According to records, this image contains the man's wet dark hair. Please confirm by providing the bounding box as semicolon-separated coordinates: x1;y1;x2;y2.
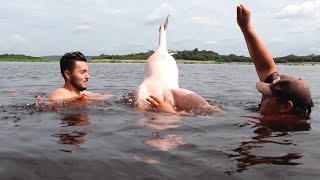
276;97;314;118
60;51;87;80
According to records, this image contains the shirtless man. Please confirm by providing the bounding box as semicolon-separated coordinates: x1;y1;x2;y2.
48;51;111;101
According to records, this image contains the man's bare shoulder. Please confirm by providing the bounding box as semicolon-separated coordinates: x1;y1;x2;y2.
49;89;112;101
48;88;77;101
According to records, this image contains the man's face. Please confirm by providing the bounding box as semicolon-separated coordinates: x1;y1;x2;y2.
69;61;89;91
259;95;282;115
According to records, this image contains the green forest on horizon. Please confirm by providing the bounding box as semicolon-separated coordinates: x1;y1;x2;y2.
1;48;320;63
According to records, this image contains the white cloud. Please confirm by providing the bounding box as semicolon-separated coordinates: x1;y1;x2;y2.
0;39;5;49
0;34;28;52
204;40;217;45
276;0;320;18
73;25;92;32
310;47;320;54
270;37;285;44
288;25;316;33
104;8;125;16
288;26;304;34
72;15;95;33
78;15;96;25
128;41;144;46
145;3;175;25
10;34;26;43
171;36;196;44
189;16;221;27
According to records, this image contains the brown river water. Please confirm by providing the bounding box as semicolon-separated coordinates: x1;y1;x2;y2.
0;62;319;180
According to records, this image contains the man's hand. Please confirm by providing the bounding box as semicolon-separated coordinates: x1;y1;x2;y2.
237;4;251;30
146;95;180;115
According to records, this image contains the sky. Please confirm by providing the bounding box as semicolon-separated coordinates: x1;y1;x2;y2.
0;0;320;57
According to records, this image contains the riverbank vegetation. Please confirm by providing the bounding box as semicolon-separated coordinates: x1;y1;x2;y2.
1;49;320;64
0;54;57;62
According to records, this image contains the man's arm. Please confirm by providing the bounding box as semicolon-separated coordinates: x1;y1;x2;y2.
146;95;221;116
146;95;180;115
237;4;277;82
83;91;113;100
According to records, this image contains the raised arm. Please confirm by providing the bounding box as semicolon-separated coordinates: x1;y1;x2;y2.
237;4;277;82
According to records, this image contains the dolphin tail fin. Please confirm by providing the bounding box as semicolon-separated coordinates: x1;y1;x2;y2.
159;15;169;31
164;15;169;31
158;15;170;51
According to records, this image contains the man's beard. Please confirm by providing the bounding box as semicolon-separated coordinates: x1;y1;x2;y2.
70;77;87;91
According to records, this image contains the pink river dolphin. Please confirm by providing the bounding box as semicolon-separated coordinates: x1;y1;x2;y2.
134;16;220;114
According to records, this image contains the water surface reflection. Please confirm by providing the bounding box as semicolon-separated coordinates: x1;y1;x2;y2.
225;118;310;175
53;113;91;147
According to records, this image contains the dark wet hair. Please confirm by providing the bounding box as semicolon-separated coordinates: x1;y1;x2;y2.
60;51;87;79
276;97;314;118
296;99;314;118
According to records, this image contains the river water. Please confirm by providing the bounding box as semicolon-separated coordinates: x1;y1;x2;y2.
0;62;319;179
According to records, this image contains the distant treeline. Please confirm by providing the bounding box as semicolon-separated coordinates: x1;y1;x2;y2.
0;54;57;62
92;51;155;61
92;49;249;62
2;50;320;63
42;55;95;60
0;54;41;60
92;48;320;63
274;54;320;63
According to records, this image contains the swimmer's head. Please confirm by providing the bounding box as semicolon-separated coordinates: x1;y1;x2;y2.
60;51;87;80
257;74;313;117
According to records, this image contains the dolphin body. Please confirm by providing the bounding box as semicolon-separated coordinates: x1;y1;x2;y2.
134;17;214;113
